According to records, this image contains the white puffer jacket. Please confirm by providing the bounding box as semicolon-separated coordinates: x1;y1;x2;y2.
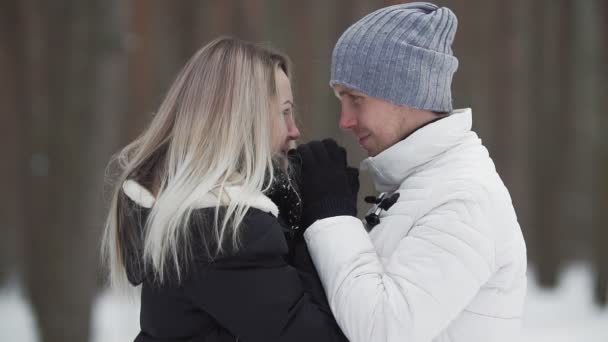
304;109;527;342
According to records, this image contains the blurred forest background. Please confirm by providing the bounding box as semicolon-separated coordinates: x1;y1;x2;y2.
0;0;607;341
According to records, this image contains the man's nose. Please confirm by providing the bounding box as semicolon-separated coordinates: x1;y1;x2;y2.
339;107;357;130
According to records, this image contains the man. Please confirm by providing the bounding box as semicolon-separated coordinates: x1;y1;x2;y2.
300;3;527;342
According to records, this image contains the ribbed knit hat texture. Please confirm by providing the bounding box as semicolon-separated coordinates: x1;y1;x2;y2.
331;2;459;113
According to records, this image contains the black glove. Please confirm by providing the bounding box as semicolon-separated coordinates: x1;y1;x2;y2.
289;139;359;229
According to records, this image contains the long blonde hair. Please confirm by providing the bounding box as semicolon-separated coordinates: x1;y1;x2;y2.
102;37;292;289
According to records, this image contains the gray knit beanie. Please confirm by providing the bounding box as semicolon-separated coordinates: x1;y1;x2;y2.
331;2;458;113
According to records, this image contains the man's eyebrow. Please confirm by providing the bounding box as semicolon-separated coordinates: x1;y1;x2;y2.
283;100;294;106
338;90;363;97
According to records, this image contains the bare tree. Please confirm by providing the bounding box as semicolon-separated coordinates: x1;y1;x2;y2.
18;1;55;340
0;0;27;286
526;0;562;288
89;0;130;285
555;0;579;263
283;0;316;141
238;0;267;41
499;0;533;261
17;0;128;341
127;0;156;140
593;0;608;307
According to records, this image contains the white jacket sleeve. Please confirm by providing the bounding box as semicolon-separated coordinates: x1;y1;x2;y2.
303;200;495;342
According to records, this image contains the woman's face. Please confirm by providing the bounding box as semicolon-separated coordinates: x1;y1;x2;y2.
271;68;300;155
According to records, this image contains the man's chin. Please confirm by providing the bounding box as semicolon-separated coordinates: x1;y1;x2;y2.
360;142;377;157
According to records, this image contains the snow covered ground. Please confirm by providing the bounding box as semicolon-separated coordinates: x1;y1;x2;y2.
1;263;607;342
521;265;608;342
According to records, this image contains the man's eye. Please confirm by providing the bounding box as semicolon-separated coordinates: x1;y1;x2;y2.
283;109;292;116
351;96;363;104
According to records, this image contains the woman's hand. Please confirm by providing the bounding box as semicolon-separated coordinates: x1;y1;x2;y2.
289;139;359;229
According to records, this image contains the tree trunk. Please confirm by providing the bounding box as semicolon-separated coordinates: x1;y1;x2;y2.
502;0;533;262
593;0;608;307
237;0;266;41
284;0;316;142
527;0;564;288
488;0;519;193
0;0;27;286
20;0;120;341
19;0;56;340
88;0;130;287
127;0;155;140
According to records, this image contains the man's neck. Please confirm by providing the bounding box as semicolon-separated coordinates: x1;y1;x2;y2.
400;114;449;142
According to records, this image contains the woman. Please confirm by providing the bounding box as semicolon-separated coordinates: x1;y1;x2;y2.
102;37;358;341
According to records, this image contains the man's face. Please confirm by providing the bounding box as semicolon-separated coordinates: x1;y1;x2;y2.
334;84;441;157
333;84;408;157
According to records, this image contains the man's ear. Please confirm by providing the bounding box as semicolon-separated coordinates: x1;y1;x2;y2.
331;87;341;100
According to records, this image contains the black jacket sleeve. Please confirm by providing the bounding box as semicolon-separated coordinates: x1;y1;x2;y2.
288;235;333;315
182;209;348;342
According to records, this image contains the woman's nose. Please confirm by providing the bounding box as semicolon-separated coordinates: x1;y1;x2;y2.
287;120;300;140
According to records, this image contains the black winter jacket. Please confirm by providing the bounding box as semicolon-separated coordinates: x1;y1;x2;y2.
120;181;348;342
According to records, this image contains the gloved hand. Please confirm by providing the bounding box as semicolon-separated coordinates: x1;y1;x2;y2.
288;139;359;229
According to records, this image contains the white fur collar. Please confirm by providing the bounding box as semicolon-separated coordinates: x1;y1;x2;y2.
121;179;279;217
